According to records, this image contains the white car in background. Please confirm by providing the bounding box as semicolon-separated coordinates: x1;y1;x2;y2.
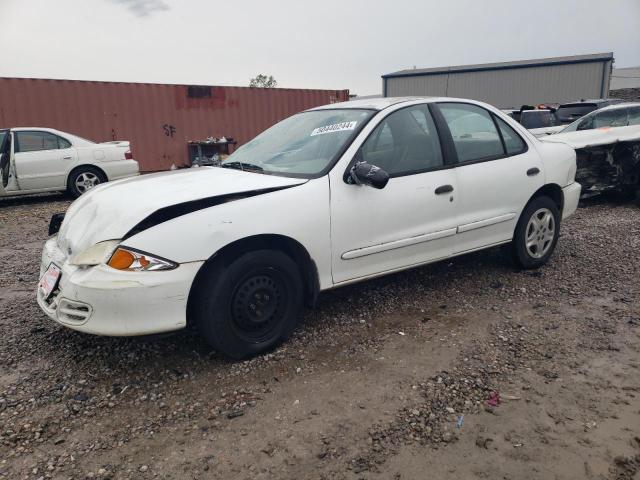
555;102;640;133
540;103;640;198
0;127;139;198
38;97;580;359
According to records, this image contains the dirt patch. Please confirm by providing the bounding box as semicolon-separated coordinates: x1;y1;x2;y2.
0;196;639;479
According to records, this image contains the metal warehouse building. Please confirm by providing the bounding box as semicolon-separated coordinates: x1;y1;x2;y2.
0;78;349;172
382;52;614;108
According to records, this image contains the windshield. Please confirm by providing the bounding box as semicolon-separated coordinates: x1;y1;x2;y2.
561;106;633;133
221;109;374;178
0;130;7;149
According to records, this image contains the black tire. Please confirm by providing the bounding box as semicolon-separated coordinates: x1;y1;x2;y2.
192;249;303;359
511;195;561;269
67;166;107;198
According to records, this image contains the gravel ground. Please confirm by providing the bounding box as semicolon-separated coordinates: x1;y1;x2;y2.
0;193;639;479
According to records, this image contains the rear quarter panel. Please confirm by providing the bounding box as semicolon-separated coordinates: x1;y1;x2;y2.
534;141;577;188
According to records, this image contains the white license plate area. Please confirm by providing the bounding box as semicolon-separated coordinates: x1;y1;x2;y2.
39;263;62;300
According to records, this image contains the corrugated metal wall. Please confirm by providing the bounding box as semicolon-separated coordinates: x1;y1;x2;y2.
0;78;349;172
385;61;612;107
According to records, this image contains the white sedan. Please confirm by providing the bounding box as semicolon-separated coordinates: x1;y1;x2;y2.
38;97;581;358
0;127;139;198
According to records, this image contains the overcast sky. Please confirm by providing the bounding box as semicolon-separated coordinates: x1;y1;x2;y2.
1;0;639;95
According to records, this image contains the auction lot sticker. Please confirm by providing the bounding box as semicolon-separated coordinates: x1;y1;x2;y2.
311;121;357;136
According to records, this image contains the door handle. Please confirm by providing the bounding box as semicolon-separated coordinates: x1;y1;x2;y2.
62;155;72;160
527;167;540;176
435;184;454;195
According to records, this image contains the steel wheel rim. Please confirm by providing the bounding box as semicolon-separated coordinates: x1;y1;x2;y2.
229;269;287;343
525;207;555;259
75;172;100;193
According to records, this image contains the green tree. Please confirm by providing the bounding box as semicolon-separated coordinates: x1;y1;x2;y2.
249;74;278;88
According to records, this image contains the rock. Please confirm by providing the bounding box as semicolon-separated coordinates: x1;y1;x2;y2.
476;436;493;449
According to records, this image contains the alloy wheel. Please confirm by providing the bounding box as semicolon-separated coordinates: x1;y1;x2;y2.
525;207;555;259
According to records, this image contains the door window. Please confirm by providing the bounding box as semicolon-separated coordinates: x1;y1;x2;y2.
358;106;443;176
437;103;504;163
15;131;62;153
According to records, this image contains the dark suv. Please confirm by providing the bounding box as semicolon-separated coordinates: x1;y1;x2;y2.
555;99;626;124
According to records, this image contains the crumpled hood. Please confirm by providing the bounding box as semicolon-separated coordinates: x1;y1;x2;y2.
57;167;306;256
540;125;640;149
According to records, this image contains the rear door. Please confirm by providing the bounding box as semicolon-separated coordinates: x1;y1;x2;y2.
13;131;76;190
432;102;544;254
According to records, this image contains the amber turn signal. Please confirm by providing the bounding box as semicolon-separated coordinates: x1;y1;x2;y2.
108;248;135;270
107;247;177;272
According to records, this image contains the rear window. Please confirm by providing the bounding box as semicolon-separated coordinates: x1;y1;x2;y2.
520;111;558;129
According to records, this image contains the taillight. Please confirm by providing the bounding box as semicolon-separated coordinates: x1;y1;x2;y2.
125;150;133;160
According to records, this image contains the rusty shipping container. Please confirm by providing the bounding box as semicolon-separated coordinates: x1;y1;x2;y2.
0;77;349;172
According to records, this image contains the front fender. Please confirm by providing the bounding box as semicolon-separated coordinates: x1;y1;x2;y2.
123;176;333;289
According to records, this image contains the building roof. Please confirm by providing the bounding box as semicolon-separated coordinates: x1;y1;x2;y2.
611;66;640;89
383;52;614;79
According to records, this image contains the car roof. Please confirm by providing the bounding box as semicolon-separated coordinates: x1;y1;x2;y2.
560;98;624;107
309;96;496;112
582;102;640;114
309;97;426;111
9;127;60;132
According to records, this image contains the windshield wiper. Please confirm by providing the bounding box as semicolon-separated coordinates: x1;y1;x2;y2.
221;161;264;172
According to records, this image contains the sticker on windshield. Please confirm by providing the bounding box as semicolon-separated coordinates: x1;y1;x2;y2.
310;121;357;136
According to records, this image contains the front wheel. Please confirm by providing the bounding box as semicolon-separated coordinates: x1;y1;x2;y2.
192;250;303;359
511;196;560;269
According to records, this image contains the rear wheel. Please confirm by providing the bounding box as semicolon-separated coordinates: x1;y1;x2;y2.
67;166;106;198
511;196;560;269
193;250;303;359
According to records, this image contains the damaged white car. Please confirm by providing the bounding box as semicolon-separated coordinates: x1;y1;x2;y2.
541;103;640;198
0;127;139;198
38;97;581;358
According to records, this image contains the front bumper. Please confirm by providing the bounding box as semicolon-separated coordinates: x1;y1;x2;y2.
561;182;581;220
37;237;203;336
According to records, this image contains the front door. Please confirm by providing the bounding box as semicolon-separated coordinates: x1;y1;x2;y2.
13;130;76;191
433;102;545;254
329;104;459;284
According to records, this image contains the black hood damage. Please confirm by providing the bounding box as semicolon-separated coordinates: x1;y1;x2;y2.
123;185;297;240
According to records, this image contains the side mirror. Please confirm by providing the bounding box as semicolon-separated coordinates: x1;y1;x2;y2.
348;161;389;189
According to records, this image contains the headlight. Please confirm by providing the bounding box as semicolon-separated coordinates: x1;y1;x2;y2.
107;246;177;271
70;240;120;266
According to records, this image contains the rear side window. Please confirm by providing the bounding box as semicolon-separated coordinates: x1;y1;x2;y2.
495;117;526;155
58;136;72;149
359;105;443;176
15;131;60;153
437;103;504;163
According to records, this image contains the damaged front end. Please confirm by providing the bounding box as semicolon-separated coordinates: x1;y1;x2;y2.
575;141;640;198
541;126;640;201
